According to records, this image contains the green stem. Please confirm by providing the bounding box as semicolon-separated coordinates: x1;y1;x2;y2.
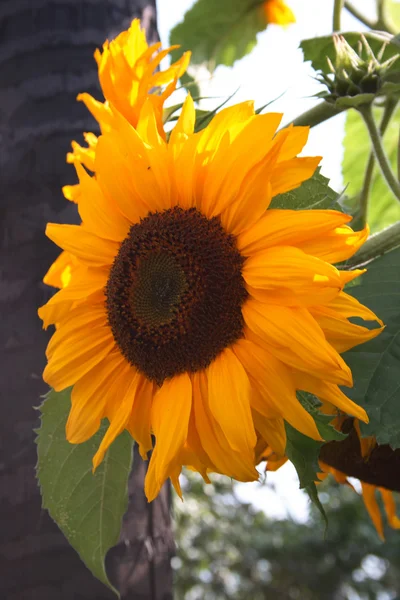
333;0;345;31
287;101;347;129
397;125;400;183
358;104;400;202
347;220;400;267
377;0;386;21
376;0;396;32
359;99;398;227
358;154;375;228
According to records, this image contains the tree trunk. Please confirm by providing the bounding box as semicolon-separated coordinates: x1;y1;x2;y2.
0;1;174;598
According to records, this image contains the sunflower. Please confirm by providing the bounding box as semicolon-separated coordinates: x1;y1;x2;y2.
264;0;296;26
39;93;383;502
319;420;400;540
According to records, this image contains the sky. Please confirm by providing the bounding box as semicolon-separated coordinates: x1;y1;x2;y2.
156;0;380;523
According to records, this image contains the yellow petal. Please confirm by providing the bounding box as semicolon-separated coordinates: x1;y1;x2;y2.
45;303;106;357
243;246;343;304
169;94;195;146
44;325;114;391
77;92;114;131
274;125;309;162
197;101;255;155
361;482;384;540
145;373;192;500
67;351;127;443
201;112;283;219
325;291;383;326
298;225;369;263
67;138;96;171
252;410;287;456
292;370;368;423
46;223;118;267
38;267;108;329
247;283;341;307
311;306;384;353
380;488;400;530
270;156;321;196
192;371;259;481
243;299;353;386
185;405;215;474
340;269;366;285
76;163;130;241
95;134;154;222
127;376;155;459
62;184;81;203
43;251;79;289
234;338;322;440
237;209;351;256
208;348;257;457
136;97;165;149
92;369;141;470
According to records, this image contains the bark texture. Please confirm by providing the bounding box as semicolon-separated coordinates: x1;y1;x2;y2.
0;1;173;598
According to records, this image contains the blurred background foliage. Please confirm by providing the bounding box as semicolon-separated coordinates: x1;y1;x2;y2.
173;472;400;600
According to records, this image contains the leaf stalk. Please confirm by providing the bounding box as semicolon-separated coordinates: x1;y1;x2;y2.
287;101;347;129
347;220;400;267
333;0;345;31
358;98;398;226
358;103;400;203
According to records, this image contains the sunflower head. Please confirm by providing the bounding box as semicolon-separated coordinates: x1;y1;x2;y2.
40;89;382;502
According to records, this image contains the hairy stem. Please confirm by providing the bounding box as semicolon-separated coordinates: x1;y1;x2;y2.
359;104;400;202
359;99;398;226
347;220;400;267
287;101;347;129
333;0;344;30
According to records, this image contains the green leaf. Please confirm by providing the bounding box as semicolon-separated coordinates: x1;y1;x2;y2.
301;31;400;77
170;0;267;71
36;389;134;595
269;168;344;211
334;93;376;108
285;423;329;525
342;247;400;447
285;423;322;489
306;483;328;529
388;1;400;30
342;106;400;233
297;392;347;442
179;71;201;99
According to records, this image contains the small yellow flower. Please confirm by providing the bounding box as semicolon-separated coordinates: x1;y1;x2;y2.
263;0;295;26
39;91;382;502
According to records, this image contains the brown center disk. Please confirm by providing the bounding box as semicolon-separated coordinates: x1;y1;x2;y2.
105;207;248;384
